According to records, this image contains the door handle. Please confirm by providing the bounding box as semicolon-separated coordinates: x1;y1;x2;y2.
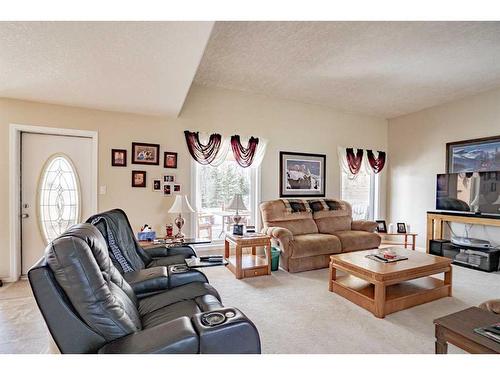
21;213;29;219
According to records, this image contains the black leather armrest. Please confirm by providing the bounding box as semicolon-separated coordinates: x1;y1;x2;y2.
143;245;169;257
98;317;199;354
192;308;261;354
144;245;197;258
123;267;169;297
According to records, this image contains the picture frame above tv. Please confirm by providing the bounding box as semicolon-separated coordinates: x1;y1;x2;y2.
446;135;500;173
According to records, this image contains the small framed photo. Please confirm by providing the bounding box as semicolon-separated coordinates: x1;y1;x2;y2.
163;183;172;196
164;152;178;169
376;220;387;233
132;142;160;165
163;175;175;183
397;222;407;234
131;170;146;188
152;179;162;192
111;149;127;167
172;184;182;194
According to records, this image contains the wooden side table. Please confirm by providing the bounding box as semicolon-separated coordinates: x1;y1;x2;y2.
224;234;271;279
378;233;417;250
434;307;500;354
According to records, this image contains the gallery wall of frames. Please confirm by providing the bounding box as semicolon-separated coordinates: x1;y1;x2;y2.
111;143;181;196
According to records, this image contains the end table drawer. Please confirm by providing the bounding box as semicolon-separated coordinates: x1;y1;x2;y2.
243;267;268;278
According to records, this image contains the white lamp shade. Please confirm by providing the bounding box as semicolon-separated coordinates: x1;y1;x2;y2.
168;195;195;214
226;194;248;211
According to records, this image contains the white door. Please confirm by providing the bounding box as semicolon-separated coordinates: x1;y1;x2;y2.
21;133;94;274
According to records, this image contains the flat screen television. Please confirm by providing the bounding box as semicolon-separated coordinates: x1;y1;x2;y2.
436;171;500;215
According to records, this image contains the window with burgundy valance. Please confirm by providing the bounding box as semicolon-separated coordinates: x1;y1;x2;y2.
338;146;387;221
185;130;267;244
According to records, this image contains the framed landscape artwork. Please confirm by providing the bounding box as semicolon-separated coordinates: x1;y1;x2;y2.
280;151;326;197
446;135;500;173
131;142;160;165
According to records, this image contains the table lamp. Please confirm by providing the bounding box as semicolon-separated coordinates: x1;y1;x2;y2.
168;195;195;239
227;194;248;234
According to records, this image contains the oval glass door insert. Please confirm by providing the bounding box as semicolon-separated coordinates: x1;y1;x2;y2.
38;154;81;243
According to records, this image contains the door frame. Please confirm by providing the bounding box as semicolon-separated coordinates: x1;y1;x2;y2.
8;124;98;281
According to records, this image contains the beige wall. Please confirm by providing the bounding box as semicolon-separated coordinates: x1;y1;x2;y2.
0;85;387;279
388;87;500;249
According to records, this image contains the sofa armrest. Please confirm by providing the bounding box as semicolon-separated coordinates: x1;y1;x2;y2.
351;220;378;232
479;299;500;314
264;226;294;241
191;308;261;354
98;317;199;354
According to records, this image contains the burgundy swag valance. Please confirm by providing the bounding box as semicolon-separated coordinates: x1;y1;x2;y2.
367;150;386;174
184;131;222;165
346;148;364;175
230;135;259;168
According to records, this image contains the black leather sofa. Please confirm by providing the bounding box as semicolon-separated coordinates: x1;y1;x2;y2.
87;209;208;297
28;224;261;354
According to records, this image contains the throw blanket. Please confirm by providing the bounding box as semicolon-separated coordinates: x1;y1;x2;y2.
281;199;312;214
308;199;344;212
90;214;146;273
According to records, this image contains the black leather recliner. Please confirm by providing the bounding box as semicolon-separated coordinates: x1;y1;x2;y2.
28;224;261;354
86;209;207;297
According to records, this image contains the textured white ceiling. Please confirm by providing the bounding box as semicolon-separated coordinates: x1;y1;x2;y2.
195;21;500;118
0;21;214;117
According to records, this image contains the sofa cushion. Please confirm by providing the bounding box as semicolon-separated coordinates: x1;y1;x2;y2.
290;233;341;258
315;216;352;233
334;230;381;252
266;218;318;235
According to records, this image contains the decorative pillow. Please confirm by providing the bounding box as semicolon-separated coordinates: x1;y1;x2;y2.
281;199;312;214
308;199;343;212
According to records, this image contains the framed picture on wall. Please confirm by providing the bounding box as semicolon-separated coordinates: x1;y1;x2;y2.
446;135;500;173
164;152;178;168
173;184;182;194
152;179;162;192
279;151;326;197
163;184;172;196
131;142;160;165
111;149;127;167
132;171;147;188
163;175;175;183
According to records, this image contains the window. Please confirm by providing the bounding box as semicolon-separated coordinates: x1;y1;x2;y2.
38;154;81;243
341;168;378;220
193;153;259;242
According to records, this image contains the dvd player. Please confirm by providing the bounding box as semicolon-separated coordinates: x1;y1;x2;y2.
451;236;491;249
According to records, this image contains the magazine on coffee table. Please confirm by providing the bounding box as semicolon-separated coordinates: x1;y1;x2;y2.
474;323;500;344
365;254;408;263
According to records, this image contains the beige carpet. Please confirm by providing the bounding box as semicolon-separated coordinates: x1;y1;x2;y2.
203;263;500;354
1;262;499;353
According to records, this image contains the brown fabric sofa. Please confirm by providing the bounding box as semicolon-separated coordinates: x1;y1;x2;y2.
260;199;381;273
479;299;500;314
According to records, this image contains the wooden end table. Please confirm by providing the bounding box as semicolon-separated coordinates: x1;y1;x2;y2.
379;233;418;250
434;307;500;354
224;234;271;279
329;248;452;318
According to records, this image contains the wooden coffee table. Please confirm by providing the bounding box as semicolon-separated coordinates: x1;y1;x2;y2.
434;307;500;354
329;248;452;318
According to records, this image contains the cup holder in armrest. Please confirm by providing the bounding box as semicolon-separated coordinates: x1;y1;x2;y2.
169;264;190;274
201;312;226;327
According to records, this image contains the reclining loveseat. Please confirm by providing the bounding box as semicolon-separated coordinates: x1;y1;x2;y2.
28;224;261;354
87;209;207;297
